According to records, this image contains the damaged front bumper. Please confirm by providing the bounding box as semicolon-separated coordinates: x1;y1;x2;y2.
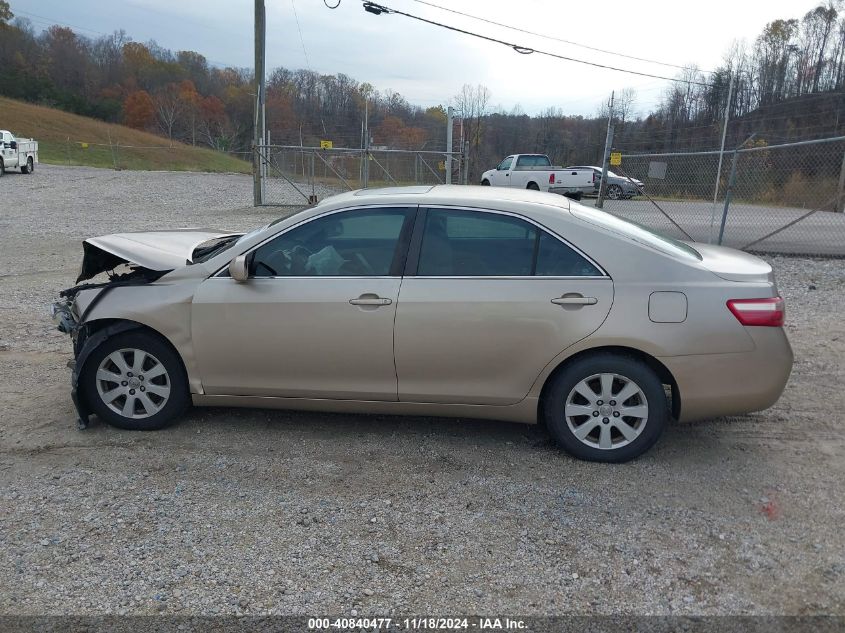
49;298;89;428
50;300;78;335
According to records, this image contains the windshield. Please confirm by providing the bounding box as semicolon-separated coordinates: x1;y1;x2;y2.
569;203;701;260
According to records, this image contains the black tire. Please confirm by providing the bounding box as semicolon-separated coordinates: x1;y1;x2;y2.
481;179;490;186
81;331;190;430
21;157;33;174
543;353;668;462
606;184;623;200
526;182;540;191
0;159;4;177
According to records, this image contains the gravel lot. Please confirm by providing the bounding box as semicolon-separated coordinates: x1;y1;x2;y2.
1;164;844;616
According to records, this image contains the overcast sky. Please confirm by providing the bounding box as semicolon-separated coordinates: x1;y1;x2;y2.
10;0;823;116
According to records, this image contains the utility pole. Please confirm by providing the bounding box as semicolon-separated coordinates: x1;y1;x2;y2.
253;0;266;206
446;106;454;185
709;71;735;241
362;98;369;188
596;91;615;209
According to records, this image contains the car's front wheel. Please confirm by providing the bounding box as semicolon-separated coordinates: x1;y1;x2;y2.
81;331;190;430
543;353;668;462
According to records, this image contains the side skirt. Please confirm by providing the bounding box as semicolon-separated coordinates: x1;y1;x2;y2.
191;394;539;425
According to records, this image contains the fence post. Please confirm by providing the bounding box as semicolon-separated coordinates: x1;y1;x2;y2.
596;91;615;209
837;150;845;213
717;149;740;245
446;106;453;184
464;141;470;184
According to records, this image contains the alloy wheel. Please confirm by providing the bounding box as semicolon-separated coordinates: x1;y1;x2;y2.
95;348;171;419
564;373;649;450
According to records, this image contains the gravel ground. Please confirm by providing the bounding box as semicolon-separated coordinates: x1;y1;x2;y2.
0;164;844;616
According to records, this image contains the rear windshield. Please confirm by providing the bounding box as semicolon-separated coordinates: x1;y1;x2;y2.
569;203;701;260
516;155;551;168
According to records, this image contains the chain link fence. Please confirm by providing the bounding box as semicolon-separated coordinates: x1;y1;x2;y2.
256;145;464;206
603;136;845;256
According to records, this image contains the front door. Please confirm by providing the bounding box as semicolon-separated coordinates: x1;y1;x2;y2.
191;206;415;401
394;207;613;405
490;156;514;186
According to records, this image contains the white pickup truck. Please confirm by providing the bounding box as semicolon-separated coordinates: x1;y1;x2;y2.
480;154;595;199
0;129;39;176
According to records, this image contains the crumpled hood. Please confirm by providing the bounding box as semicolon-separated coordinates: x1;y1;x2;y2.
77;229;239;282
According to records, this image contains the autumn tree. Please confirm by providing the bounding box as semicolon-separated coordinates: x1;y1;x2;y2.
178;79;200;144
123;90;154;129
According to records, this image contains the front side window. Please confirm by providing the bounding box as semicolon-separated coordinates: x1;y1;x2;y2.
416;209;602;277
497;156;514;171
251;207;412;277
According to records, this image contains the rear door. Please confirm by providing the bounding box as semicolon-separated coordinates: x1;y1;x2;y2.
394;207;614;405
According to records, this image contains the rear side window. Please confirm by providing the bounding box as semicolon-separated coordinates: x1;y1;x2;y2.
416;209;603;277
418;209;535;276
535;231;601;276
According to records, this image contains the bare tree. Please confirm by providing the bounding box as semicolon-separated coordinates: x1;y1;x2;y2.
154;83;184;143
452;83;491;180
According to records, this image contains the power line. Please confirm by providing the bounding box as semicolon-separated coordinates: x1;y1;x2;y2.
359;2;714;88
290;0;312;71
13;9;109;36
406;0;718;75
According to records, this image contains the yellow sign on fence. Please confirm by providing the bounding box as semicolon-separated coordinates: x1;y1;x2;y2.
610;152;622;166
438;161;445;171
320;140;333;149
80;142;89;149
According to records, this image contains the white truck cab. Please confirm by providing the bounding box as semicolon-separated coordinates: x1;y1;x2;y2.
480;154;595;199
0;130;39;176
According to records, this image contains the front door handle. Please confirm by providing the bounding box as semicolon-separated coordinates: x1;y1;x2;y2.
551;296;598;306
349;296;392;306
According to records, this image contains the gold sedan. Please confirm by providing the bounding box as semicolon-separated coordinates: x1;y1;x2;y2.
52;186;793;462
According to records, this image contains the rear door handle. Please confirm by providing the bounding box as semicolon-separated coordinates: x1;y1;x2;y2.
551;296;598;305
349;297;392;306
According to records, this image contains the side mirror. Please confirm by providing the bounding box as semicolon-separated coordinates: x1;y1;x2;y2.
9;141;16;150
229;254;249;282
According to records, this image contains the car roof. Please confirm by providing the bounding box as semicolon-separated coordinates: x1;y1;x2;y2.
316;184;572;212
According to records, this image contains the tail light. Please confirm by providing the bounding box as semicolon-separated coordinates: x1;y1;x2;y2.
549;173;555;184
727;297;785;327
592;172;597;183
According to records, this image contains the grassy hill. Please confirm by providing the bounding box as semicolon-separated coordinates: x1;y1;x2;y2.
0;97;250;173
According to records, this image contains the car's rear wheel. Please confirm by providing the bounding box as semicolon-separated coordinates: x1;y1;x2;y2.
527;182;540;191
21;157;33;174
543;353;668;462
606;184;623;200
81;331;189;430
